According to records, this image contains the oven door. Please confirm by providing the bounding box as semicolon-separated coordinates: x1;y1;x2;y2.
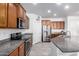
25;40;30;55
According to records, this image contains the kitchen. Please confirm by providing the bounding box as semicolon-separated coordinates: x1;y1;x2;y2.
0;3;79;56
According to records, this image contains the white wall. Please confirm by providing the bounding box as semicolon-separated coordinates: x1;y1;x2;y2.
67;16;79;36
27;13;42;44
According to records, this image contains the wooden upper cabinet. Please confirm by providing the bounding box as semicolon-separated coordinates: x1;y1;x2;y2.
42;20;50;26
51;21;64;29
24;15;29;29
0;3;7;27
17;4;24;19
60;21;64;29
54;22;57;29
8;3;17;28
0;3;28;28
57;22;60;29
50;22;53;29
24;10;27;20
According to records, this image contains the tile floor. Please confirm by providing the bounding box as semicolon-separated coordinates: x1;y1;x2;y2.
29;42;54;56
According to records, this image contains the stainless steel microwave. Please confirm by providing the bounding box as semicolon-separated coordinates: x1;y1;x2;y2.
17;18;26;29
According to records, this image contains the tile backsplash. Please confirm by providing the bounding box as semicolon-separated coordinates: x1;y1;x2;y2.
0;29;31;40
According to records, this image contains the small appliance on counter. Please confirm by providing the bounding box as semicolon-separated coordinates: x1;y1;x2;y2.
10;32;22;40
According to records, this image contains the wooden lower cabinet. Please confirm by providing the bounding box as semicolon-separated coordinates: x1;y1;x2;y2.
9;48;18;56
9;39;32;56
19;43;24;56
9;42;24;56
29;39;32;47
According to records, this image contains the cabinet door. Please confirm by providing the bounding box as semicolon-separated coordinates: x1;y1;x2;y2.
0;3;7;27
8;3;17;28
17;5;24;19
54;22;57;29
56;22;58;29
9;48;18;56
24;15;29;29
19;43;24;56
60;21;64;29
57;22;60;29
29;39;32;47
51;22;54;29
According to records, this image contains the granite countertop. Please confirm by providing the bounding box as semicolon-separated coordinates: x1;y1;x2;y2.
0;33;32;56
51;36;79;53
22;33;32;40
0;40;23;56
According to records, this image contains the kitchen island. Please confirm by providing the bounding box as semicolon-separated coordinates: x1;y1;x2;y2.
50;36;79;56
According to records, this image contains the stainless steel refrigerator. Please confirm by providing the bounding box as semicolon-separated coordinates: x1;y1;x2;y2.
42;24;51;42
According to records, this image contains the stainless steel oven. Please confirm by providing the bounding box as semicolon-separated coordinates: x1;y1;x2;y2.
24;39;31;56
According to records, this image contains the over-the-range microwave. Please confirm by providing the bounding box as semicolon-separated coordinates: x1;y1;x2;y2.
17;18;26;29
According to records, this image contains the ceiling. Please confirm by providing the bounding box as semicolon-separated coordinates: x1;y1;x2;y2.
21;3;79;18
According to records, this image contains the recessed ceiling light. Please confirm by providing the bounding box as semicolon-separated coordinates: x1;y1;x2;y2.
64;5;70;10
33;3;37;5
53;13;57;16
48;10;51;13
56;3;62;5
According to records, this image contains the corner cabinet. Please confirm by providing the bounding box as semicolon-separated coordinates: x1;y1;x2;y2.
0;3;7;27
8;3;17;28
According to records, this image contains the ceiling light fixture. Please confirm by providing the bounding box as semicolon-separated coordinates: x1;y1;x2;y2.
64;5;70;10
56;3;62;5
48;10;51;13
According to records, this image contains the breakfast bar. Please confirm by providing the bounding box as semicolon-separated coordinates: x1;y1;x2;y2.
50;36;79;56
